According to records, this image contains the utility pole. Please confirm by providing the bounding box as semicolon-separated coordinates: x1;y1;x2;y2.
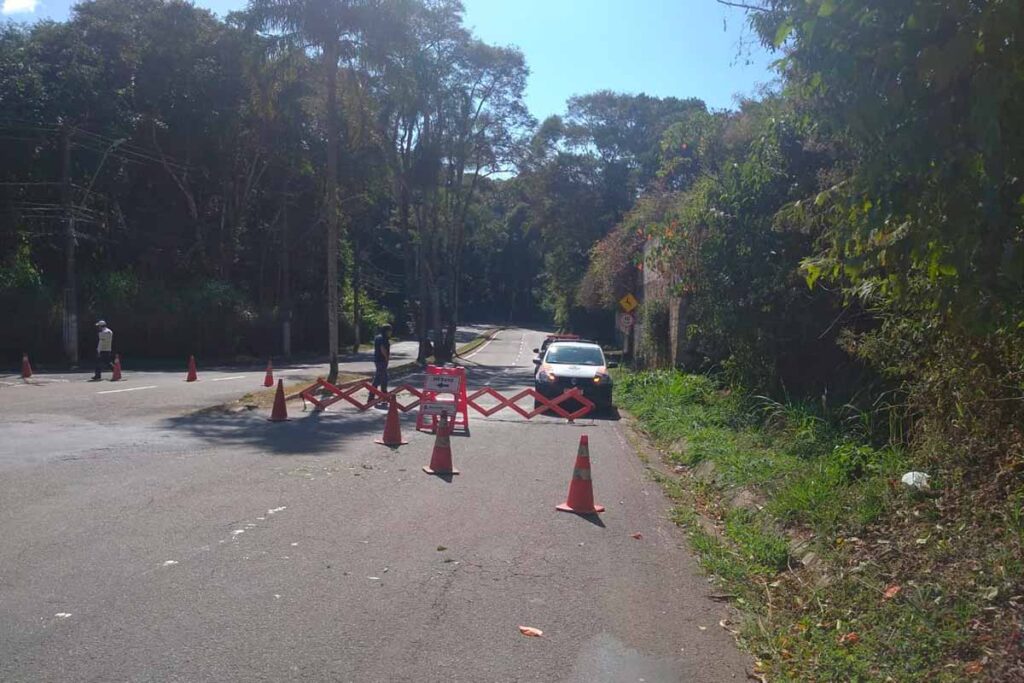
281;184;292;358
352;239;361;354
61;125;78;365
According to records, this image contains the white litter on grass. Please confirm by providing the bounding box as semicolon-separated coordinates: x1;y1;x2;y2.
268;506;286;515
54;613;72;619
231;529;245;536
162;560;178;567
901;471;931;490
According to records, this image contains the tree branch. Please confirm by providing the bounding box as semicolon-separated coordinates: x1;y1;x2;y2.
715;0;769;12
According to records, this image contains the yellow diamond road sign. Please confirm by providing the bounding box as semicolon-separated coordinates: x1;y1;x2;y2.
619;293;639;312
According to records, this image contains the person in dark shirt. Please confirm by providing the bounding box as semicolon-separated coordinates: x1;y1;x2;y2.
372;324;392;407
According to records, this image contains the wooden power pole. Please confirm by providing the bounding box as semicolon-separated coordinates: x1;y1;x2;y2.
61;125;78;365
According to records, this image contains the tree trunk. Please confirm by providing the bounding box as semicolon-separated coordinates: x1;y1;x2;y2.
352;239;361;354
325;43;340;382
281;181;292;359
431;279;444;364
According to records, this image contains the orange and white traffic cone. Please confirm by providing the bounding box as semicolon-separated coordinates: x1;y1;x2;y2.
375;397;408;446
263;359;274;387
556;435;605;514
110;354;122;381
268;379;289;422
423;413;459;475
21;352;32;379
185;355;198;382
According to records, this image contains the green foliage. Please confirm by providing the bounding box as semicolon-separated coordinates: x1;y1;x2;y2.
0;237;42;291
615;369;906;536
617;367;1022;680
724;508;791;573
638;298;670;367
0;0;537;363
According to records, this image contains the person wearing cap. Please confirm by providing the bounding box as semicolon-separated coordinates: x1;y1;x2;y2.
92;320;114;381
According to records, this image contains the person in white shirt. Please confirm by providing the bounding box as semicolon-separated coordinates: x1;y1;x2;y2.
92;320;114;381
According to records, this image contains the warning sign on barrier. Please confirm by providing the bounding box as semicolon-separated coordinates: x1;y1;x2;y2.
425;373;461;393
421;399;456;416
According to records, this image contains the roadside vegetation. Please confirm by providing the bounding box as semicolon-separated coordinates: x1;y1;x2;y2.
1;0;1021;675
616;369;1023;681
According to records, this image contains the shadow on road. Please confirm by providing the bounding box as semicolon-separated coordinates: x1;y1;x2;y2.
161;406;405;456
566;512;607;529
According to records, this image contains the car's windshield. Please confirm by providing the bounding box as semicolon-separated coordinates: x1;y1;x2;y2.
545;345;604;366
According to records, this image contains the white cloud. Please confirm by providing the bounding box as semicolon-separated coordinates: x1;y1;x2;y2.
2;0;39;15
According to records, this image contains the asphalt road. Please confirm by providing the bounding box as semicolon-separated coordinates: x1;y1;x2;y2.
0;327;751;682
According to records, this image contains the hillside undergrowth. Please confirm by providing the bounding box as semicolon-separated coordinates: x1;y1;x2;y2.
615;369;1024;682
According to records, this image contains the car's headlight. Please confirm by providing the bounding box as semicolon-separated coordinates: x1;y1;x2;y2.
537;365;557;382
593;372;610;385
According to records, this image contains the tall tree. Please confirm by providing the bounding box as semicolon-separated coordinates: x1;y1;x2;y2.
244;0;393;380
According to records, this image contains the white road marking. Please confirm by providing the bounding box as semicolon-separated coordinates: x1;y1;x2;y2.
211;375;246;382
462;333;499;360
96;385;157;395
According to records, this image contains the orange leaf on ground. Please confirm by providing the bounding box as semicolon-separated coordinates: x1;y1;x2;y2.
883;584;902;600
838;632;860;646
631;532;643;540
518;626;543;638
963;661;984;675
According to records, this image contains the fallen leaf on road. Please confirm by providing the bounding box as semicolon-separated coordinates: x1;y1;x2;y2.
518;626;543;637
838;632;860;646
698;625;707;631
436;545;447;552
883;584;901;600
719;619;738;635
631;532;643;540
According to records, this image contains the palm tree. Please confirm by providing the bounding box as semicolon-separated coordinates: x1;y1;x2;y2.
244;0;377;381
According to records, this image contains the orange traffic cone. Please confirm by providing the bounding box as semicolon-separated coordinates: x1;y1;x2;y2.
375;397;408;446
110;354;122;381
185;355;198;382
268;379;289;422
556;435;605;514
423;413;459;475
21;353;32;379
263;359;274;387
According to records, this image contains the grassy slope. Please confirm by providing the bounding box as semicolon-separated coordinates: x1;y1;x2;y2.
614;370;1023;682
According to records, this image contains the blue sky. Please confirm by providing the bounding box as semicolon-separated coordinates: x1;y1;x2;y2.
3;0;778;117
